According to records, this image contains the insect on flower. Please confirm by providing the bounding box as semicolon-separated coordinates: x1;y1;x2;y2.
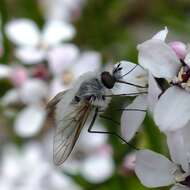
47;63;147;165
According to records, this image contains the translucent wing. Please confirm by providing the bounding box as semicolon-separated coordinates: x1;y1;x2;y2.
45;91;67;130
53;100;92;165
46;91;67;116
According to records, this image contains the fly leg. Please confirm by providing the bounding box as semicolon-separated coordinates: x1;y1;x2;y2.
87;108;139;150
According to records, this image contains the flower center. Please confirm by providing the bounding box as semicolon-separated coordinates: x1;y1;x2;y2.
172;62;190;91
180;175;190;187
173;165;190;188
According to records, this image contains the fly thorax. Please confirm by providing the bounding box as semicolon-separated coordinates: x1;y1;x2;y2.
172;63;190;92
74;78;111;109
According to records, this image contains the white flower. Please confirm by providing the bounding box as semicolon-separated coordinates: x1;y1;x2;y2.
135;123;190;190
6;18;75;63
135;149;190;189
14;79;48;137
2;78;48;137
2;78;48;106
0;143;81;190
138;27;190;132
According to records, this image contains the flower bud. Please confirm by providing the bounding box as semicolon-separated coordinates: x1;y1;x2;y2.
169;41;187;59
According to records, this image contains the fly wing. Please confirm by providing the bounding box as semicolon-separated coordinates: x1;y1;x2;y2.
53;101;92;165
44;91;67;131
46;72;98;165
46;91;67;116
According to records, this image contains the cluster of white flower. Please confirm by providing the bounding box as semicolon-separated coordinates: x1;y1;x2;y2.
0;1;117;189
1;0;190;189
116;27;190;190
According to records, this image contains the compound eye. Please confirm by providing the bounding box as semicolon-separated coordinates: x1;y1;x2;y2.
101;72;116;89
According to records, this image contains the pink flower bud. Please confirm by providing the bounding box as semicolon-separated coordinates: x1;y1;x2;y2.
123;152;136;173
10;67;28;87
169;41;187;60
98;144;113;155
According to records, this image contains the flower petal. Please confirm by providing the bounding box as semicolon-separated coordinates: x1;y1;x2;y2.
121;95;147;141
19;79;48;104
14;105;46;137
167;124;190;172
112;61;148;95
15;47;46;64
78;122;108;150
1;89;19;105
166;130;189;172
5;19;40;46
154;86;190;131
147;73;162;113
152;27;168;41
138;39;181;78
81;152;114;183
50;171;81;190
48;44;79;75
181;123;190;160
42;20;75;45
48;77;68;98
135;149;176;188
119;61;148;86
72;51;101;78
